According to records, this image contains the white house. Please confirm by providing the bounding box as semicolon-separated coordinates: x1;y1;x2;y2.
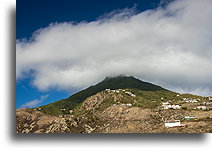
69;110;73;114
163;104;181;110
183;98;199;103
183;116;195;119
190;100;198;103
125;91;136;97
162;102;169;105
172;105;181;109
197;106;207;110
132;94;136;97
121;103;132;107
105;89;111;92
111;90;116;93
126;103;132;107
165;120;181;127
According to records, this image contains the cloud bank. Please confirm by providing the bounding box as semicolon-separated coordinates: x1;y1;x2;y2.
20;94;49;108
16;0;211;96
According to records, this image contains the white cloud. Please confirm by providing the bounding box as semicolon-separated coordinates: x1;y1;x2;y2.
16;0;211;96
20;94;49;108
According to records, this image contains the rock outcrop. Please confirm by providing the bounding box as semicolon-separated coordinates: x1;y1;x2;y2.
16;89;212;133
16;108;69;133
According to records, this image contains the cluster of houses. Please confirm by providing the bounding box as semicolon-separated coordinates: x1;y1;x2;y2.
161;96;212;111
182;98;199;103
163;97;212;128
161;102;209;110
106;89;120;93
113;103;132;107
105;89;136;97
164;104;181;110
161;102;181;110
164;114;207;127
165;116;198;127
105;89;136;107
102;89;212;128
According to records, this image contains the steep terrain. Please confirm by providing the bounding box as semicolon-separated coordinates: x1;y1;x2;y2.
66;89;211;133
39;76;166;115
16;88;212;133
16;108;70;133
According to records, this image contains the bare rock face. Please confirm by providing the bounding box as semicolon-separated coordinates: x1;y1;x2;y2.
122;107;151;121
101;105;129;120
46;119;69;133
16;108;70;133
101;105;151;121
82;93;108;110
16;89;212;133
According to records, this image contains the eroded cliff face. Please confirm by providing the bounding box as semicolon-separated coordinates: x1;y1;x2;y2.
16;108;70;133
16;89;212;133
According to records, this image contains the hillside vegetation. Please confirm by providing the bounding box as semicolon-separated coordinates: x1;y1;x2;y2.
16;75;211;133
39;76;166;115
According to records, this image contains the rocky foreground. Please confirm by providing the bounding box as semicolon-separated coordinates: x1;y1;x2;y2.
16;89;212;133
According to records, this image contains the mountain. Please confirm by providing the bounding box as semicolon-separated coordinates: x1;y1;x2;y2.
16;86;212;133
39;75;167;115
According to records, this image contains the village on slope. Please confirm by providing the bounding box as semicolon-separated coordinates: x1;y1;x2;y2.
97;89;212;129
17;88;212;133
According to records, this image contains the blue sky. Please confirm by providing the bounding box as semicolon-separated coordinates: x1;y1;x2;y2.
16;0;211;109
16;0;168;108
17;0;165;39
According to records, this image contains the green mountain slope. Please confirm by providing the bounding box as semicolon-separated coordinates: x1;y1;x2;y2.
39;75;167;115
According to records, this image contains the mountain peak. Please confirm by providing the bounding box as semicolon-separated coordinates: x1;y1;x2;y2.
40;75;166;115
103;75;133;81
101;75;165;91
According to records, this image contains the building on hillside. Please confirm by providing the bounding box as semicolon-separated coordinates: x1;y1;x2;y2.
105;89;111;92
183;98;199;103
126;103;132;107
125;91;136;97
197;106;207;110
162;102;169;105
165;120;181;127
203;102;211;105
121;103;132;107
183;116;195;119
162;104;181;110
69;110;73;114
190;100;198;103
